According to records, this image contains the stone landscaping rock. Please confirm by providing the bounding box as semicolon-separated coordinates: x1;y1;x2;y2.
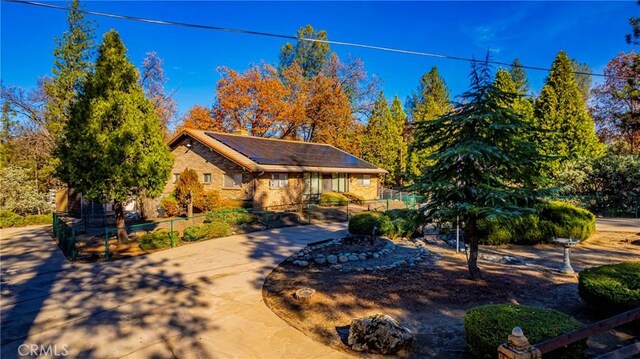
339;255;348;263
297;260;309;267
373;253;380;259
348;255;359;261
347;314;413;354
327;255;338;264
315;257;326;265
359;253;367;260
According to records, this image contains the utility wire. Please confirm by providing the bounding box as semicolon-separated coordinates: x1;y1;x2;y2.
5;0;637;80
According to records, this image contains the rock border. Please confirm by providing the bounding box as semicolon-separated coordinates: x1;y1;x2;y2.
287;237;430;272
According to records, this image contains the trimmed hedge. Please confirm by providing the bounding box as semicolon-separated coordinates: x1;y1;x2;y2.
348;211;394;236
478;201;596;245
182;221;232;242
318;192;349;206
138;229;180;250
464;304;585;359
578;262;640;313
0;211;52;228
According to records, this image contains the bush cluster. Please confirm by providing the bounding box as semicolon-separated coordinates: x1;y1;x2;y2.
0;210;52;228
318;192;349;206
578;262;640;313
138;229;180;250
182;220;232;242
348;210;421;238
343;192;365;205
207;210;257;226
477;201;596;245
464;304;585;359
160;196;181;217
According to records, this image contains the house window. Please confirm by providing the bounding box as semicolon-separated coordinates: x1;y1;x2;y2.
357;174;371;186
332;173;348;192
270;173;288;188
304;173;321;199
203;173;212;184
173;173;180;183
223;173;242;188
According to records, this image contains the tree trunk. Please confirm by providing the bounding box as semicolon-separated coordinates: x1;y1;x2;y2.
187;191;193;218
466;216;482;280
114;201;129;244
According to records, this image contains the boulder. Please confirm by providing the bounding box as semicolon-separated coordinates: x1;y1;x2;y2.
326;255;338;264
348;255;359;261
347;314;413;354
314;256;326;265
339;255;349;263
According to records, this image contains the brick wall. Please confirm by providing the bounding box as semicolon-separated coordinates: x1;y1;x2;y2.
253;172;305;209
164;138;253;201
349;174;380;200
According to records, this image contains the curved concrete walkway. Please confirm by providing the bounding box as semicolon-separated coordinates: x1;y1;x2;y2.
1;224;350;358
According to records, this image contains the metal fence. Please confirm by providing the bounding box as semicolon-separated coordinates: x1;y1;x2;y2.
51;197;427;262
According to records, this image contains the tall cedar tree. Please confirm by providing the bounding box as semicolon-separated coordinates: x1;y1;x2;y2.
57;30;173;243
591;51;640;155
174;168;203;217
362;92;405;184
390;96;409;185
407;66;452;179
279;25;330;79
509;59;530;95
571;59;592;101
413;58;550;279
43;0;94;144
534;51;604;177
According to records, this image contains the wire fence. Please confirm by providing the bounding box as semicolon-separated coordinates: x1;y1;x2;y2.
51;196;427;262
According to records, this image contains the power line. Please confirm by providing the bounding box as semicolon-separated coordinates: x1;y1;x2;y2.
4;0;637;81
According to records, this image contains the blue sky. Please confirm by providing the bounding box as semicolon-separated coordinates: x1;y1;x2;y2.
2;1;638;118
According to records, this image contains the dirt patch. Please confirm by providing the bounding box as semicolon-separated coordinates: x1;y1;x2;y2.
263;231;640;358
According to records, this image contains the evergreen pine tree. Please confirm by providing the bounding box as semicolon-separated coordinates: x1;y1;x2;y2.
406;67;451;178
362;92;404;185
534;51;604;177
57;30;173;243
413;58;550;279
509;58;530;95
390;96;408;185
44;0;95;140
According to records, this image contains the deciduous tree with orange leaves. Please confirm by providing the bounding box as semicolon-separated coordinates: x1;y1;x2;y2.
179;105;223;132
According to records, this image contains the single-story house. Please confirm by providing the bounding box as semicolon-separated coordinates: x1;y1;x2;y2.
165;128;387;209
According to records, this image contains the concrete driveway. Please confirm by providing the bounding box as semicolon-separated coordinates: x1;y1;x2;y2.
596;218;640;232
1;224;350;358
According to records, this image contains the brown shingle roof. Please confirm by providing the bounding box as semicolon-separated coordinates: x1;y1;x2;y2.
168;129;387;174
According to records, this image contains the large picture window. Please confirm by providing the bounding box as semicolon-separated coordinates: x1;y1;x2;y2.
332;173;348;192
270;173;288;188
223;173;242;188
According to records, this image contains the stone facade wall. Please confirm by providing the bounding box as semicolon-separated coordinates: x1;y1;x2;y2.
349;174;380;200
253;172;305;209
164;138;253;201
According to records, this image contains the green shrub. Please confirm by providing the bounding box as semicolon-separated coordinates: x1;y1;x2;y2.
160;196;181;217
464;304;585;359
343;192;365;204
0;211;52;228
138;229;179;250
348;211;394;236
385;209;422;238
319;192;349;206
182;221;232;242
578;262;640;313
478;201;595;245
1;210;23;228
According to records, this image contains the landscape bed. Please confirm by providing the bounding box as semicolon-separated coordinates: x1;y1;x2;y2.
262;231;640;358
